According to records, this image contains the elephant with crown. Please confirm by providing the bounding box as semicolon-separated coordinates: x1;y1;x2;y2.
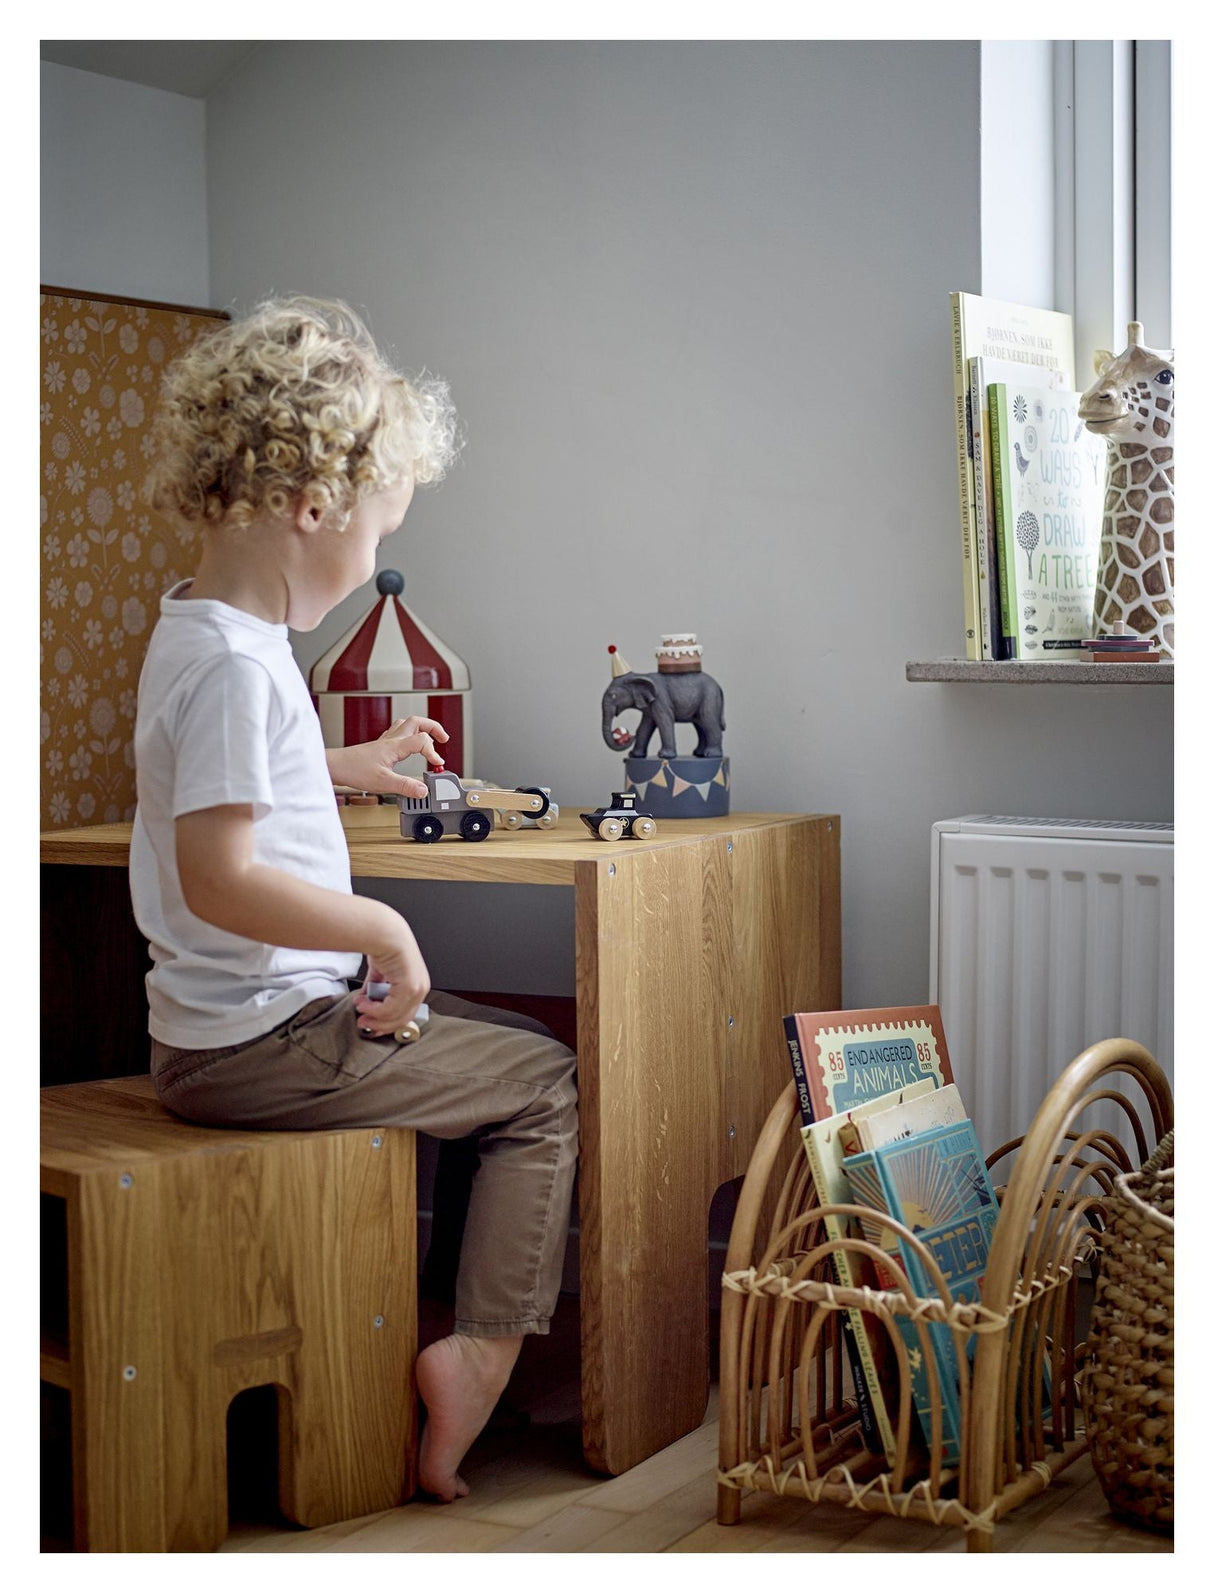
600;643;725;760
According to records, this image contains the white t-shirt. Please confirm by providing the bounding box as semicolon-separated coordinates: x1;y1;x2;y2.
130;580;361;1047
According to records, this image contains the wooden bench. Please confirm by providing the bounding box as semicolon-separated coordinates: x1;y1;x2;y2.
41;1074;417;1551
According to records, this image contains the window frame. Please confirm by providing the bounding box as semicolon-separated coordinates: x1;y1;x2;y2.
1055;39;1172;371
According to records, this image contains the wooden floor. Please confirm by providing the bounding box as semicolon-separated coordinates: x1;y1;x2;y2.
216;1295;1169;1556
41;1291;1172;1554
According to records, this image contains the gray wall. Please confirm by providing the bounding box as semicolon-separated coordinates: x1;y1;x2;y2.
40;62;210;305
42;41;1174;1007
205;40;1172;1004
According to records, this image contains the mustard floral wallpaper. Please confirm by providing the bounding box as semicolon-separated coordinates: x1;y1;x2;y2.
40;291;226;829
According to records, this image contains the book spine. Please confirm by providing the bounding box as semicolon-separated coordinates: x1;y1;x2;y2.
800;1131;898;1464
968;358;994;662
988;383;1019;659
783;1016;813;1127
837;1314;884;1459
950;296;981;660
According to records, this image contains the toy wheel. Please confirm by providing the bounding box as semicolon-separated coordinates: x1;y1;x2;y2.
413;815;443;843
503;811;524;829
536;810;557;829
633;816;657;839
598;816;624;841
517;786;551;817
460;811;492;842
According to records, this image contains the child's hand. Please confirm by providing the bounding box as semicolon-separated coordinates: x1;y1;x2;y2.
354;914;431;1037
326;716;449;798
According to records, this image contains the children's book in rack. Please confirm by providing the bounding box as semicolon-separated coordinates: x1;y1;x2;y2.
715;1037;1173;1552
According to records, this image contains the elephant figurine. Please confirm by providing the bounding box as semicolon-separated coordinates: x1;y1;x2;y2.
601;667;725;759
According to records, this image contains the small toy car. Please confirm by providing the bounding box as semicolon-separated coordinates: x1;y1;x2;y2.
579;790;658;841
399;768;550;842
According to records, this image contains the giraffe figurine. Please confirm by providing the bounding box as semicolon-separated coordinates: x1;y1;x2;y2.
1078;321;1175;656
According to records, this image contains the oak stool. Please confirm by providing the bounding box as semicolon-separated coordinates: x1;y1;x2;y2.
41;1074;416;1551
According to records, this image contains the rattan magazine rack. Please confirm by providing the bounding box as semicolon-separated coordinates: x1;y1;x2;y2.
716;1038;1173;1552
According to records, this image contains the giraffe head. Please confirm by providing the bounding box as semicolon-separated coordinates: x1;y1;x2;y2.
1078;321;1174;445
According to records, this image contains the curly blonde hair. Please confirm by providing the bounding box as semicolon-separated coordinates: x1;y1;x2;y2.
142;295;460;530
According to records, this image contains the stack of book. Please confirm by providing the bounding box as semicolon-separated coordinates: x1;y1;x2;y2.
784;1004;1007;1469
951;292;1108;662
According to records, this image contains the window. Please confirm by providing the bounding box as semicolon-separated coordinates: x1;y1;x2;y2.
1056;40;1173;369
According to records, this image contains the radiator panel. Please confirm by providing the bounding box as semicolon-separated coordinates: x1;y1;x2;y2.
930;818;1174;1156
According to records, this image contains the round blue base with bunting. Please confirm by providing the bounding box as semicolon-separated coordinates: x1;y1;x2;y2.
621;755;730;818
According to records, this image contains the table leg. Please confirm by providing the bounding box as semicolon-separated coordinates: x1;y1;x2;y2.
574;818;839;1474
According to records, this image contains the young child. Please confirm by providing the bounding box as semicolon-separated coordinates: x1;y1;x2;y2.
131;296;577;1503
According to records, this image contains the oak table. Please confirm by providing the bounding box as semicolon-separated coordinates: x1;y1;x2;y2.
41;806;841;1476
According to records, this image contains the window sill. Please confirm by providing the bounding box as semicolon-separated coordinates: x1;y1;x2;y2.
906;659;1173;685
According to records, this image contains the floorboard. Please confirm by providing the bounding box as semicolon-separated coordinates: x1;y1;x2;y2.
42;1292;1174;1555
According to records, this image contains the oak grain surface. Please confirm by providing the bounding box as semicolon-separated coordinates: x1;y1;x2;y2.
42;1076;417;1551
41;807;841;1481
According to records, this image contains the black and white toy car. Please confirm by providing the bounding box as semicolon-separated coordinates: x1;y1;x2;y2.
579;790;658;842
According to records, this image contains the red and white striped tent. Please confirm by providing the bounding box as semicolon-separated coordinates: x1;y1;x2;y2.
309;570;473;774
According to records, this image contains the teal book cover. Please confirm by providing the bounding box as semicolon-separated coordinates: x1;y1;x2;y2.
843;1119;1000;1469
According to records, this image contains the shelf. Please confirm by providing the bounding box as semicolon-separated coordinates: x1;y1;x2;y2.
907;659;1173;685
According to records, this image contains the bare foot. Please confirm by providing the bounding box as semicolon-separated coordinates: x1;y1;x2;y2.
415;1332;524;1501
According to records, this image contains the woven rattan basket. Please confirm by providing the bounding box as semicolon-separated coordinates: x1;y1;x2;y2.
1081;1129;1174;1534
716;1039;1174;1551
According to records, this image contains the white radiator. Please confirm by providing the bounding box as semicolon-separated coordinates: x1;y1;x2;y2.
930;815;1174;1156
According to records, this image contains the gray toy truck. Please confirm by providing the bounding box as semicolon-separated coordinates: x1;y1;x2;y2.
398;767;550;842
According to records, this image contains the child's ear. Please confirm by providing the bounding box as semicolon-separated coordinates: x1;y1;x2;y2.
292;495;325;535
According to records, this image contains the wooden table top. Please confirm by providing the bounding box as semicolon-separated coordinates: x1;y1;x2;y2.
41;808;834;887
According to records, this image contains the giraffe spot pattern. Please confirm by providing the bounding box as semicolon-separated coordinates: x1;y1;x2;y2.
1088;348;1175;656
1108;528;1140;560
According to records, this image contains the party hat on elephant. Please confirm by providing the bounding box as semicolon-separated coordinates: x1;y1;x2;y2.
607;645;631;678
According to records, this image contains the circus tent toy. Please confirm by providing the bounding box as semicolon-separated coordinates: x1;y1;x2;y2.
309;570;473;774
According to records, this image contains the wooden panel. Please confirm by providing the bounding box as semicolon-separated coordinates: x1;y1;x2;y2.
40;823;133;867
41;1075;347;1176
43;808;826;880
70;1161;168;1551
724;816;841;1178
575;815;841;1475
272;1127;418;1526
141;1126;415;1542
576;845;724;1474
41;1333;71;1389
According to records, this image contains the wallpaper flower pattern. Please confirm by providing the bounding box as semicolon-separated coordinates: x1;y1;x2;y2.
40;292;226;828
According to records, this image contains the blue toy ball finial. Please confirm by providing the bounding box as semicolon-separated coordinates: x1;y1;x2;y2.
376;569;405;597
